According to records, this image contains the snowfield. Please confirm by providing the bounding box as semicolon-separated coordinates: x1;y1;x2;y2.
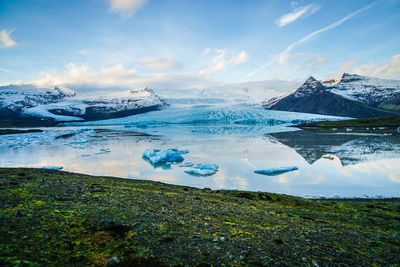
328;73;400;105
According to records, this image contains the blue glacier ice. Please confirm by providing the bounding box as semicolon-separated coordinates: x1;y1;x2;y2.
254;166;298;176
64;104;349;127
195;163;219;170
184;168;217;176
184;162;219;176
142;149;184;165
179;162;195;167
41;166;63;170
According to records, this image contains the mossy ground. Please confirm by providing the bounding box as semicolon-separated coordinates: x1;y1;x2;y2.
0;168;399;266
297;116;400;135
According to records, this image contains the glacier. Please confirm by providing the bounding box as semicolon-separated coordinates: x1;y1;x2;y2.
64;103;348;127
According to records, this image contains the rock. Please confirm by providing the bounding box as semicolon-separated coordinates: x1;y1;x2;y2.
15;210;24;217
106;256;120;266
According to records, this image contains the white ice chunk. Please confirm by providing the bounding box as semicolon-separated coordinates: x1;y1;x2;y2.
195;163;219;170
254;166;298;176
142;149;184;164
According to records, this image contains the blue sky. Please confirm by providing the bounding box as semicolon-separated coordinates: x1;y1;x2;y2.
0;0;399;92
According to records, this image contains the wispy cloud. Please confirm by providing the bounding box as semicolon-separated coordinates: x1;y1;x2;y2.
107;0;148;18
0;29;17;48
276;3;320;27
277;53;327;69
353;54;400;79
138;57;179;71
200;49;249;75
77;49;91;55
241;1;379;82
332;59;358;79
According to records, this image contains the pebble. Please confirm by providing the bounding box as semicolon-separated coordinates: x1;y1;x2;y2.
106;256;120;266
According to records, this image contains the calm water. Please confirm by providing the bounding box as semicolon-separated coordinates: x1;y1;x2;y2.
1;124;400;198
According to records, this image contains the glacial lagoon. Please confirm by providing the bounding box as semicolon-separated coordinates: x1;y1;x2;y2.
1;120;400;198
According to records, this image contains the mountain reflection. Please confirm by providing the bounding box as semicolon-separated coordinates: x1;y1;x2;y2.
269;130;400;166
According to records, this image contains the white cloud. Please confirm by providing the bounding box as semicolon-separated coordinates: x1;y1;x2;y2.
331;59;358;79
200;49;249;75
230;51;249;65
31;63;216;91
352;54;400;80
277;53;327;69
138;57;179;71
107;0;148;18
275;3;319;27
0;29;17;48
241;0;379;82
77;49;91;55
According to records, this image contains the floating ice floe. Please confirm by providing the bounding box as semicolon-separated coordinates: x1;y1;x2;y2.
171;149;189;154
184;163;219;176
254;166;298;176
41;166;63;170
179;162;195;167
142;149;185;165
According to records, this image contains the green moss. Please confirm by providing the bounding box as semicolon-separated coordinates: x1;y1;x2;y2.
297;116;400;135
0;168;399;266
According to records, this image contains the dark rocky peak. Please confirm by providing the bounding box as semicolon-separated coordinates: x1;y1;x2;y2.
294;76;325;97
340;73;363;83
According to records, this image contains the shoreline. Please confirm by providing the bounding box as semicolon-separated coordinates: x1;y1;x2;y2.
1;167;399;266
4;167;399;201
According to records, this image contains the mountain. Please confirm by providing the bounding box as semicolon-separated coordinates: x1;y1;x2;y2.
0;85;166;126
264;74;400;118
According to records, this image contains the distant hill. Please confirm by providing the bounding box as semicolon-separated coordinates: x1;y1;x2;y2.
264;74;400;118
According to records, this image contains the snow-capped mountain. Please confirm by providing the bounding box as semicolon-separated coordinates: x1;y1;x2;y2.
0;85;166;126
328;73;400;108
265;73;400;118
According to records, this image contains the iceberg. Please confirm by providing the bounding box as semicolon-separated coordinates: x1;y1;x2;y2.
142;149;184;165
184;163;219;176
254;166;298;176
184;168;217;176
195;163;219;170
169;149;189;154
179;162;195;167
41;166;63;170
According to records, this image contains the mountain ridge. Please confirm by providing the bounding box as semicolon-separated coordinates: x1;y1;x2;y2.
0;85;166;126
265;73;400;118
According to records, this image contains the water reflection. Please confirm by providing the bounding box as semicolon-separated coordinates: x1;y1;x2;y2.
0;125;399;198
270;130;400;166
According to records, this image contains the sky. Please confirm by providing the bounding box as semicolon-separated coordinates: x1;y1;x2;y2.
0;0;400;94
